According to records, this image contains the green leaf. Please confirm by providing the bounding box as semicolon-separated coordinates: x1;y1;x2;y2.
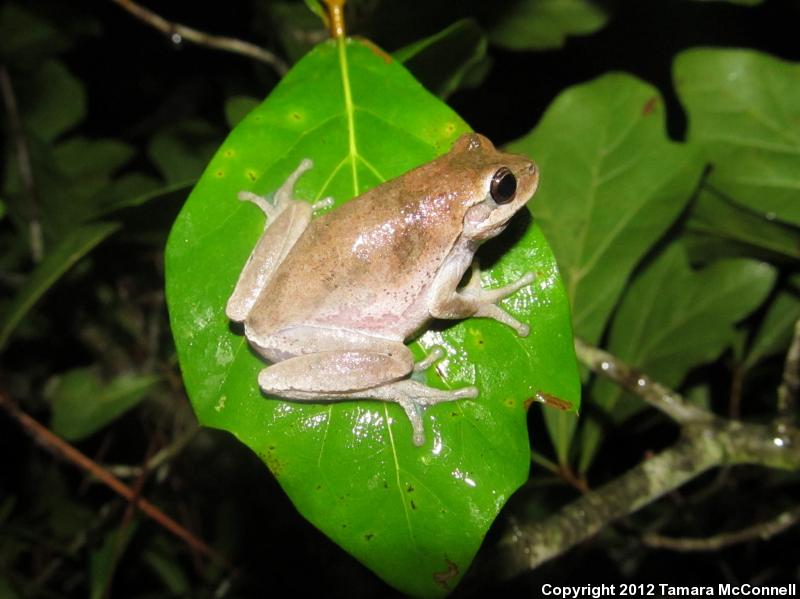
687;186;800;261
0;221;119;350
46;369;159;441
488;0;609;50
225;95;260;129
165;39;579;597
675;48;800;226
0;4;70;64
395;18;490;99
18;60;86;142
148;120;222;184
508;73;704;344
580;243;776;472
744;291;800;370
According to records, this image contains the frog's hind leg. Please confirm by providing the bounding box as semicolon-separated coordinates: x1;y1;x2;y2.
256;343;476;446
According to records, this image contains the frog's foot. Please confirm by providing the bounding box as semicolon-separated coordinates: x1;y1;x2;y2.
377;381;478;446
462;262;534;337
238;158;315;220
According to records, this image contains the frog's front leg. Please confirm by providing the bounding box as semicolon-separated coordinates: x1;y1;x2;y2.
429;259;535;336
226;160;331;322
256;339;476;446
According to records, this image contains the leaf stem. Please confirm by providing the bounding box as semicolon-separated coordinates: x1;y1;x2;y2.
321;0;347;38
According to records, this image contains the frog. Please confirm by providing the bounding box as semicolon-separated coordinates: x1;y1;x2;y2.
226;132;539;446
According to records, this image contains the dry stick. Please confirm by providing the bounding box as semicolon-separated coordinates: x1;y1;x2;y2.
110;0;288;76
0;391;228;567
0;67;44;262
642;504;800;551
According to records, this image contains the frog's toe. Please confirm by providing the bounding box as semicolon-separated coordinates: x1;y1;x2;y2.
413;346;445;372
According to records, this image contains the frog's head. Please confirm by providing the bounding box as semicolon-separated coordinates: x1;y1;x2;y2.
452;133;539;243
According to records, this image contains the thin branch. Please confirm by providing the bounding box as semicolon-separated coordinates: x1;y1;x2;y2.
0;66;44;262
641;504;800;551
0;391;229;567
574;338;712;425
110;0;288;76
777;319;800;422
490;418;800;579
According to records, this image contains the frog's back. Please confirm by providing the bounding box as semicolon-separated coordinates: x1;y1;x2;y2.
250;173;467;340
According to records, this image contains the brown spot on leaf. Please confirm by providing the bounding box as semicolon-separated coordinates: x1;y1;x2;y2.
532;391;573;411
433;558;459;589
642;96;659;115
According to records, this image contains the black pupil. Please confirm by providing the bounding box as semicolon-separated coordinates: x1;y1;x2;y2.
491;168;517;204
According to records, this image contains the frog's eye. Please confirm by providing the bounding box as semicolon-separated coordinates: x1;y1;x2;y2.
490;167;517;204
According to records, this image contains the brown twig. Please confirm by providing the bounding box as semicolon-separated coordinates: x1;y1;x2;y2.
0;66;44;262
0;391;228;567
641;504;800;551
110;0;288;76
574;338;712;425
491;418;800;578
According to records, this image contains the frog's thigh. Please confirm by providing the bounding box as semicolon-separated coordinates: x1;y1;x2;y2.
258;343;415;395
226;201;313;322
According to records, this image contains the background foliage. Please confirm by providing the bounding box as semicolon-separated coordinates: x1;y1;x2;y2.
1;0;799;597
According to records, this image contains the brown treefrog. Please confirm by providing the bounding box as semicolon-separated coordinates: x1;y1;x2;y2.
227;133;539;446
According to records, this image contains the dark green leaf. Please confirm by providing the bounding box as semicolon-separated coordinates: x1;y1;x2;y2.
148;120;222;184
89;523;138;599
46;368;159;441
687;186;800;261
142;547;190;595
675;48;800;226
0;4;70;64
744;291;800;370
488;0;609;50
581;244;776;471
395;18;489;98
0;221;119;349
18;60;85;142
225;95;260;129
166;38;579;597
508;73;704;344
